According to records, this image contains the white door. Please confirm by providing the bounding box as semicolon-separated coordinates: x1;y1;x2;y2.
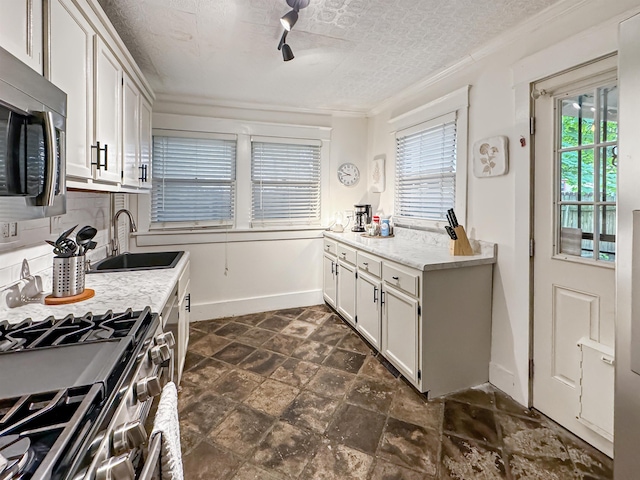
336;260;356;326
94;37;122;183
533;56;617;455
356;272;381;349
382;285;418;383
323;254;337;308
122;73;140;187
49;0;95;180
0;0;42;73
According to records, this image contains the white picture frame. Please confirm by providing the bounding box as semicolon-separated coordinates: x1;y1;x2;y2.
370;154;386;192
473;136;509;177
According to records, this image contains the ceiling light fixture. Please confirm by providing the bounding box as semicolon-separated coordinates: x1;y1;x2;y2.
276;0;309;62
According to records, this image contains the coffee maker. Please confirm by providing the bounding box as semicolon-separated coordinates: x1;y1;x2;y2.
352;204;372;232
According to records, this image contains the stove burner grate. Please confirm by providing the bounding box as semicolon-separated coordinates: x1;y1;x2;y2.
0;308;149;352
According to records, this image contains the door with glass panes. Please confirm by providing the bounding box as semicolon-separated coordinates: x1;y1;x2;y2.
533;56;617;455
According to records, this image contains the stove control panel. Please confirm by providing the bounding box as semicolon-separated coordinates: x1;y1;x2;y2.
95;454;135;480
149;343;171;365
113;420;148;454
155;331;175;348
135;375;162;402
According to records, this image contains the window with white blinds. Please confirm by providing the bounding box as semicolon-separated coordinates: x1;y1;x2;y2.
251;138;322;226
395;112;457;222
151;133;237;226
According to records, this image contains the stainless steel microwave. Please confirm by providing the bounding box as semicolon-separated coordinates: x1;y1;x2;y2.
0;46;66;220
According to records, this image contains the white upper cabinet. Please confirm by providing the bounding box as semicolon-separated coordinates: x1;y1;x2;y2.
94;37;122;184
49;0;95;179
0;0;43;73
47;0;153;192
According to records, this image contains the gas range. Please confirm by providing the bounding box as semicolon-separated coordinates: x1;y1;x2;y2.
0;308;174;480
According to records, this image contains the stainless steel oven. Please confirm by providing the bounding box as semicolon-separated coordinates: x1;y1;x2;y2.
0;45;66;220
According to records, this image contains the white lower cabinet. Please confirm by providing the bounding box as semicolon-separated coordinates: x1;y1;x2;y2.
382;284;419;383
177;278;190;384
337;259;356;326
355;271;381;349
323;253;337;308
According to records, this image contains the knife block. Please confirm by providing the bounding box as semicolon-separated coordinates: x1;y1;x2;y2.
449;225;474;256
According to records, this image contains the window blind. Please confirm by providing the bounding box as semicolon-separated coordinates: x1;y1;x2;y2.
395;113;457;222
251;139;321;226
152;135;236;225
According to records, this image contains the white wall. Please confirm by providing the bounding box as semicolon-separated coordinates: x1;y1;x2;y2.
131;100;369;320
366;0;640;406
0;191;111;290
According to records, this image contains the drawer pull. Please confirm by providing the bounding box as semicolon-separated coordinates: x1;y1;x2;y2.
362;262;368;266
392;276;399;280
341;252;347;256
601;356;615;366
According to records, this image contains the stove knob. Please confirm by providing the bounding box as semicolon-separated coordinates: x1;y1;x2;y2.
149;343;171;365
136;375;162;402
113;420;148;454
95;454;135;480
155;331;175;348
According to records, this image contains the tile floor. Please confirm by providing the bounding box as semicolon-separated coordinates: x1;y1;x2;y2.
178;304;613;479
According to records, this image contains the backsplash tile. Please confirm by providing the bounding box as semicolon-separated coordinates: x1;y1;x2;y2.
0;191;111;290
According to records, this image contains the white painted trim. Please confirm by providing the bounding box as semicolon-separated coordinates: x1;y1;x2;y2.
134;228;325;246
389;86;470;132
191;289;324;321
490;362;516;400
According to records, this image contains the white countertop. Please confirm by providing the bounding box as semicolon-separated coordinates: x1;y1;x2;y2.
0;251;190;325
323;229;496;271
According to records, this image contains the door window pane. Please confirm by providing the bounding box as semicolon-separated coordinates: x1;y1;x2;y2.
560;93;595;148
599;146;617;202
560;204;594;258
598;205;616;262
599;86;618;143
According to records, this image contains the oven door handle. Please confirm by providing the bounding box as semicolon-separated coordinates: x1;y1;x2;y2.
33;110;58;207
138;432;162;480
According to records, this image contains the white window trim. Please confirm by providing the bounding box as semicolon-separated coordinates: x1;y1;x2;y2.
389;85;469;231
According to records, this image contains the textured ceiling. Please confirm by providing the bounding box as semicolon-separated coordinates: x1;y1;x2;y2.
97;0;562;113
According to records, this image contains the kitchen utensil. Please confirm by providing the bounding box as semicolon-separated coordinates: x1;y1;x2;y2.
76;225;97;256
85;240;97;252
55;224;78;245
54;238;77;257
448;209;459;227
445;225;457;240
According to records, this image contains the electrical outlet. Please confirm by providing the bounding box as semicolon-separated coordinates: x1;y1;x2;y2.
2;223;9;238
50;215;62;234
9;222;17;237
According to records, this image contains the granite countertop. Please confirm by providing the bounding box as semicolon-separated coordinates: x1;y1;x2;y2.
0;251;190;325
323;228;496;271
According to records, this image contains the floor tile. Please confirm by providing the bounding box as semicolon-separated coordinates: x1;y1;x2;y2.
359;355;399;384
180;424;203;456
297;308;330;325
291;340;334;364
346;376;396;415
509;453;580;479
378;418;439;475
210;404;276;455
188;328;207;344
239;349;287;376
235;327;275;347
308;324;348;346
252;421;320;478
189;334;231;357
281;390;341;433
336;331;376;354
443;400;499;446
323;313;349;328
244;379;300;416
301;440;374;479
181;357;230;388
269;358;319;387
212;369;264;401
306;366;355;399
369;459;430;480
213;342;257;365
563;435;613;479
229;463;285;480
272;307;307;319
183;351;207;372
257;315;291;332
262;334;304;355
497;413;570;460
389;381;442;431
180;392;236;435
326;403;386;455
182;441;243;480
231;312;270;326
494;390;543;421
440;434;507;479
214;322;252;339
280;319;318;338
323;347;367;374
195;319;229;333
447;384;496;409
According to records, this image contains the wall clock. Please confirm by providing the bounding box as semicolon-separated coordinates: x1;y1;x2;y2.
337;163;360;186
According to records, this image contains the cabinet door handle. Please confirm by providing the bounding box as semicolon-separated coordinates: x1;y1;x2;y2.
91;142;108;170
362;262;368;266
392;276;399;280
381;291;385;305
186;294;191;312
335;263;339;275
331;261;334;274
373;286;378;303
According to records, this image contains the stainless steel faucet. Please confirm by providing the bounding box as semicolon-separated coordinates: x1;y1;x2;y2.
111;209;137;256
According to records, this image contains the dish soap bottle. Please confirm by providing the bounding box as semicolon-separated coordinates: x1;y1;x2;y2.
381;219;390;237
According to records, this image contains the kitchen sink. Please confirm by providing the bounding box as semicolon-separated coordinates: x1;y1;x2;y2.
88;251;184;273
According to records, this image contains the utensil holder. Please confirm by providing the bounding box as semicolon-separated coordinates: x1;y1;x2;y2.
52;256;86;298
449;226;474;256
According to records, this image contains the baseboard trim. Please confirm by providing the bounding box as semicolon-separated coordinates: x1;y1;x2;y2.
191;289;324;321
490;362;517;402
